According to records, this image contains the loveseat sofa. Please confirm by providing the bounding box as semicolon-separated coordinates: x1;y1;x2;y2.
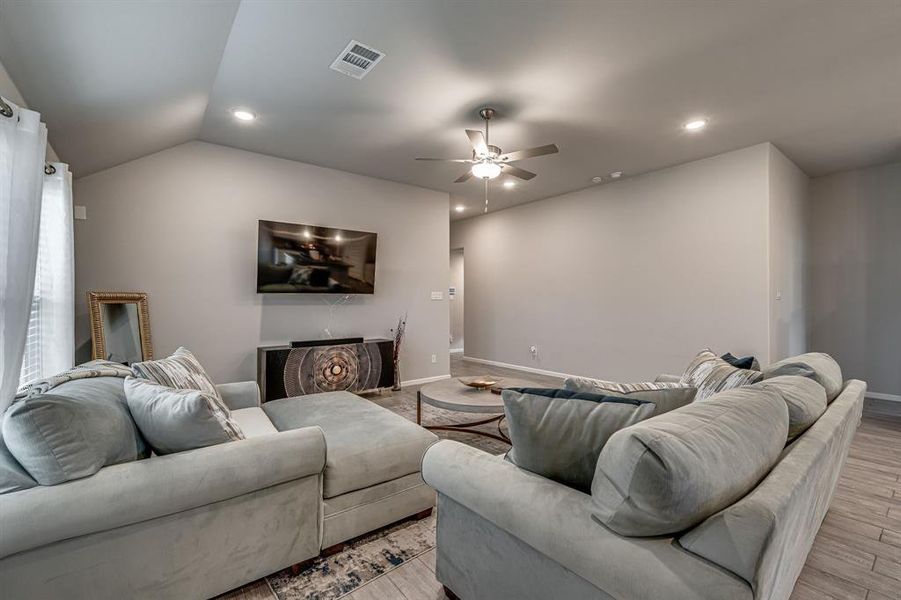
423;354;865;600
0;378;437;599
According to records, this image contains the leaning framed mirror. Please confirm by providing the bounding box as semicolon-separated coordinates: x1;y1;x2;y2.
88;291;153;364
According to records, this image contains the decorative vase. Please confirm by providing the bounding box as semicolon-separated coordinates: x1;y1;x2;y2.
391;313;407;391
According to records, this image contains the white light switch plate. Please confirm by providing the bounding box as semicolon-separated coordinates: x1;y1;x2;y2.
74;205;87;220
430;291;444;300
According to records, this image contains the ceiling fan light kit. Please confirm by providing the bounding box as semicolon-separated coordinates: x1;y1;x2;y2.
415;106;559;212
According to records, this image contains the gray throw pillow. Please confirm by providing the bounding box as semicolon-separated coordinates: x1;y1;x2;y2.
503;387;656;492
750;375;827;441
681;349;764;401
591;386;788;536
762;352;843;403
0;436;37;494
124;377;244;455
564;377;696;415
132;347;221;399
2;377;149;485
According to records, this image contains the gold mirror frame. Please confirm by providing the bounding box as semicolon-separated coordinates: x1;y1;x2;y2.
88;291;153;362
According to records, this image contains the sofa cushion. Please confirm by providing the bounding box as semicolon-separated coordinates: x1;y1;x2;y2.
0;436;36;494
681;349;764;401
763;352;843;403
2;377;149;485
263;391;437;498
591;386;788;536
132;347;221;399
503;387;656;492
750;376;827;441
564;378;696;415
124;377;244;455
231;407;278;438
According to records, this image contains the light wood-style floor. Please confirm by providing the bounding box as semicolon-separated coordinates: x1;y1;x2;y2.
222;355;901;600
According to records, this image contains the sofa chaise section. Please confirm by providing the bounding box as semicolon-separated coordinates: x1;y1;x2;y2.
263;390;438;548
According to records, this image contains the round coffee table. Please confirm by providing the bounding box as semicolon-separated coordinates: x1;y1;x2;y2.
416;377;538;443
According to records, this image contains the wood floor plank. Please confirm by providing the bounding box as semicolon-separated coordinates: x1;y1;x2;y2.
214;579;275;600
419;548;437;574
796;565;868;600
789;581;839;600
810;536;875;571
818;526;901;564
345;574;406;600
386;558;447;600
873;556;901;582
807;549;901;597
881;529;901;549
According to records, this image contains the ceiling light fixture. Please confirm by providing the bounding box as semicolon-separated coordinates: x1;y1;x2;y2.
683;118;708;132
232;109;256;122
503;180;515;189
610;171;623;179
591;176;603;184
334;234;342;242
455;205;466;212
471;160;502;179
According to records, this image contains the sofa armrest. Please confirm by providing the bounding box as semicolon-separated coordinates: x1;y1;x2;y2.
422;440;751;600
217;380;261;409
0;426;326;559
654;373;683;383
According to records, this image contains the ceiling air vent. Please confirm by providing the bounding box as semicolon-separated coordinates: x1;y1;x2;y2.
330;40;385;80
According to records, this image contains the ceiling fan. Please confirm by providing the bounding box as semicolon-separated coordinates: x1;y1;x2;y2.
415;107;559;212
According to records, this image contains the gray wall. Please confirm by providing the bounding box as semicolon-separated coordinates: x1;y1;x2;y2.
808;161;901;397
768;145;809;360
449;248;464;352
73;141;450;384
451;143;784;381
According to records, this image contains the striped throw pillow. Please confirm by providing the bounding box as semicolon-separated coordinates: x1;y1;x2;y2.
564;378;697;415
132;347;221;400
681;349;764;401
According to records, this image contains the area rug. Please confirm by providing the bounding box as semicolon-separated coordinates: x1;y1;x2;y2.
266;513;436;600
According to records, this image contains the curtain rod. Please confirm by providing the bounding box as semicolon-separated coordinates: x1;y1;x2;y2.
0;97;12;118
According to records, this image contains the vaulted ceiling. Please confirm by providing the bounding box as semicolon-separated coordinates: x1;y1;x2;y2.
2;0;899;218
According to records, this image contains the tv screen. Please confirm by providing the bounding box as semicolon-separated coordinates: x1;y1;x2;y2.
257;220;377;294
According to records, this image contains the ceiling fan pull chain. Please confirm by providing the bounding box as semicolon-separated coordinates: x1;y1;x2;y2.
484;178;489;213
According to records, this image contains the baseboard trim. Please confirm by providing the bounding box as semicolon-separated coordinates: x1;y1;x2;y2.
462;356;577;380
866;391;901;403
401;374;452;387
449;348;464;354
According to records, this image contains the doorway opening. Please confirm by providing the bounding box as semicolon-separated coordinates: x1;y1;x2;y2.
449;248;464;356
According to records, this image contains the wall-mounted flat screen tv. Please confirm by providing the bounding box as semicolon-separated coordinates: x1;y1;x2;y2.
257;220;377;294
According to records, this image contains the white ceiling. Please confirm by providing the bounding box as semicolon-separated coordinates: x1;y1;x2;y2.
2;0;899;219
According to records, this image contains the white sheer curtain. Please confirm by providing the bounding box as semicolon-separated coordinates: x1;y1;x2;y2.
0;96;49;414
34;163;74;378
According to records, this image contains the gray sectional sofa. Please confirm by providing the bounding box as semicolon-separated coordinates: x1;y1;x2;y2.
0;379;437;599
423;355;866;600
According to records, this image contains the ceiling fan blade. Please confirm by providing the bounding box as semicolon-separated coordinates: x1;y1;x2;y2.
498;143;559;163
500;164;537;180
415;157;473;163
465;129;489;156
454;170;474;183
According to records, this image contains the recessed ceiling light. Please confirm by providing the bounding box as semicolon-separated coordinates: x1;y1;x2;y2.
683;118;708;132
334;234;342;242
232;109;256;122
610;171;623;179
454;205;466;212
591;176;603;184
503;180;515;189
